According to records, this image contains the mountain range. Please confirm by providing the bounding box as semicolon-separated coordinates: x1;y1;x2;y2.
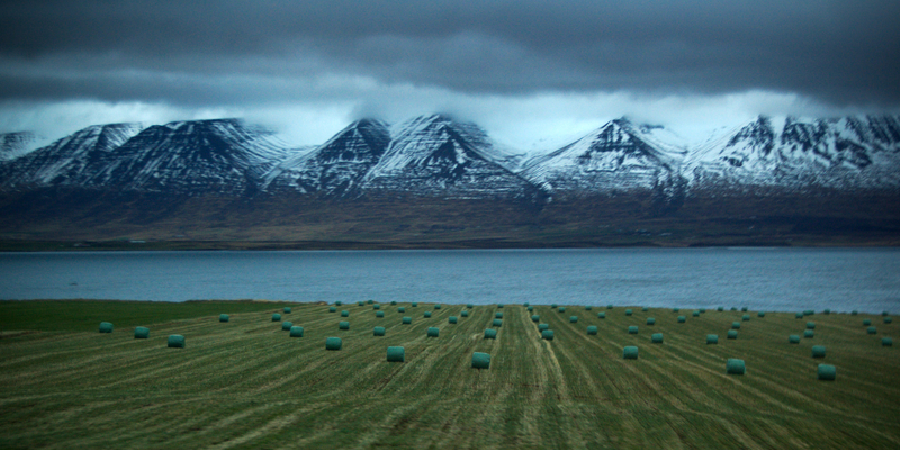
2;114;898;199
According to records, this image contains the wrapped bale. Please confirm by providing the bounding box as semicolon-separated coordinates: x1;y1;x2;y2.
341;310;350;317
882;337;892;346
472;352;491;369
677;316;686;323
646;317;656;326
449;316;458;324
818;364;836;381
811;345;826;358
586;325;598;335
398;307;405;313
167;335;185;349
706;334;719;344
271;314;281;322
289;326;304;337
402;316;412;324
569;316;578;323
339;321;350;330
424;311;432;318
742;315;750;322
376;311;385;318
867;326;877;335
334;301;342;306
427;327;440;337
628;326;639;334
387;346;405;362
532;315;540;323
373;326;386;336
283;307;291;314
651;333;664;344
538;323;550;331
493;319;503;327
484;328;497;340
541;330;554;341
325;337;342;351
623;346;639;360
559;307;567;313
731;322;741;329
495;312;503;319
625;309;633;316
804;330;815;338
597;313;606;319
134;326;149;339
789;335;801;344
329;307;337;313
727;330;738;340
281;322;292;331
460;310;469;317
218;314;229;323
726;359;746;375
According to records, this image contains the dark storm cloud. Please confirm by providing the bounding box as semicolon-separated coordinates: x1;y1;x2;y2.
1;0;899;107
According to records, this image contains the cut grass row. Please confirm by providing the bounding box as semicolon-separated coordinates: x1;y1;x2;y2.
1;300;898;449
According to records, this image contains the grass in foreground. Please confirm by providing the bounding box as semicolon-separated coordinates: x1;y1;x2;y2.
1;301;898;449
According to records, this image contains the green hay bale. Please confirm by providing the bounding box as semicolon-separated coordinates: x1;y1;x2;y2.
651;333;664;344
472;352;491;369
398;307;405;313
569;316;578;323
449;316;458;324
884;317;893;324
804;310;814;316
559;307;567;313
625;309;633;316
271;314;281;322
731;322;741;329
538;323;550;331
883;310;890;316
412;302;418;307
376;311;385;318
541;330;554;341
368;300;374;304
281;322;292;331
339;321;350;330
623;346;639;359
358;301;364;306
700;308;706;314
730;307;737;311
551;304;558;309
677;316;686;323
795;312;803;318
495;312;504;319
673;308;680;313
329;307;337;313
789;335;801;344
373;304;381;310
424;311;432;318
726;359;746;375
493;318;503;327
727;330;738;340
597;312;606;319
646;317;656;325
706;334;719;344
523;302;530;307
628;326;639;335
587;325;598;335
806;322;816;329
325;337;342;351
818;364;836;381
387;346;405;362
467;304;474;308
426;327;440;337
373;326;386;336
134;326;149;339
283;307;291;314
642;307;649;312
717;306;724;311
461;310;469;317
527;306;533;311
804;330;814;338
218;314;229;323
741;306;748;312
607;305;613;309
340;310;350;317
402;316;412;324
484;328;497;339
863;319;872;326
434;304;442;310
811;345;826;358
532;315;540;323
852;310;858;315
867;326;877;335
167;335;185;348
497;304;504;308
585;305;593;310
692;311;701;317
757;311;766;318
289;326;304;337
882;337;892;346
389;300;396;306
742;315;750;322
823;309;830;315
334;301;342;306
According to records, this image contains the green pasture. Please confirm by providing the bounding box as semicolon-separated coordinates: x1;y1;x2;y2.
0;300;897;449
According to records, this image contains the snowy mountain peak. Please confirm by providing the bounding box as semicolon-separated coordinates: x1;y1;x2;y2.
0;131;39;162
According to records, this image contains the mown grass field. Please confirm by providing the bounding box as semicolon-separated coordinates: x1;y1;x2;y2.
1;300;898;449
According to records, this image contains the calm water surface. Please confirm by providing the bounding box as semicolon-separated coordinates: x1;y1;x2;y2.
1;248;898;313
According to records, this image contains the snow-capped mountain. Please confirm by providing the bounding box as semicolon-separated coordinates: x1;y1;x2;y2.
0;131;43;162
521;118;686;192
686;115;900;190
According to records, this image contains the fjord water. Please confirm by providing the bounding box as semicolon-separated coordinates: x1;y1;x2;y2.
1;248;898;313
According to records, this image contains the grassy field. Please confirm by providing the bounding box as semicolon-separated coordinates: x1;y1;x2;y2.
0;300;897;449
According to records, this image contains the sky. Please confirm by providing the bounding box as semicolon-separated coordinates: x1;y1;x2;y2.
1;0;899;150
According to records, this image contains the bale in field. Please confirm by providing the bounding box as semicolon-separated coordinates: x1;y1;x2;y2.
357;301;364;306
559;307;567;313
741;307;748;312
368;300;374;304
607;305;613;309
731;322;741;329
434;304;442;309
677;316;686;323
527;306;533;311
398;307;405;313
281;322;292;331
804;330;815;338
538;323;550;331
390;300;397;306
403;316;412;324
646;317;656;325
467;304;474;308
726;359;746;375
727;330;738;340
484;328;497;339
823;309;830;315
329;307;337;313
373;326;386;336
674;308;680;313
818;364;836;380
472;352;490;369
341;310;350;317
789;335;801;344
497;304;504;308
541;330;553;341
585;305;593;310
290;326;304;337
335;301;342;306
642;307;649;312
651;333;664;344
427;327;440;337
449;316;458;324
717;307;724;311
283;307;291;314
811;345;826;358
852;310;858;315
625;309;633;316
885;317;893;324
495;312;503;319
339;321;350;330
700;308;706;314
524;302;530;307
218;314;229;323
412;302;418;307
493;318;503;327
325;337;342;351
551;304;558;309
731;307;737;311
692;311;700;317
424;311;432;318
387;346;405;362
271;314;281;322
532;315;540;322
806;322;816;329
373;305;380;310
598;313;606;319
134;326;149;339
623;346;639;359
883;310;891;316
758;311;766;317
376;311;385;318
742;315;750;322
587;326;598;335
706;334;719;344
863;319;872;326
804;310;814;316
167;335;185;348
628;326;639;334
795;312;803;318
461;310;469;317
882;337;892;346
569;316;578;323
867;326;877;335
